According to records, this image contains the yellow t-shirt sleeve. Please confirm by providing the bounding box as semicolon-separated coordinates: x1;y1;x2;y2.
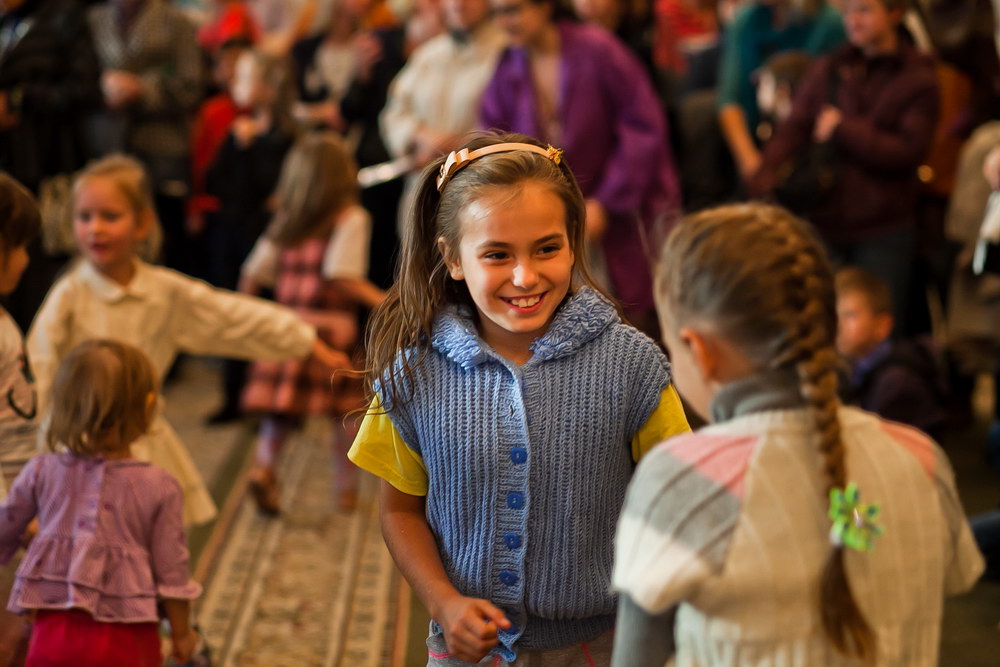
348;397;428;496
630;385;691;462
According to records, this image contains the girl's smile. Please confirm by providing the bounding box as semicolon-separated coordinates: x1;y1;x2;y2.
499;291;545;311
443;180;574;363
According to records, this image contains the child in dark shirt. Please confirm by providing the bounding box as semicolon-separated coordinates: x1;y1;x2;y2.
836;267;948;436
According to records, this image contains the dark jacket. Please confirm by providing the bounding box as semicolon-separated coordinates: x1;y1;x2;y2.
751;42;939;243
204;126;293;289
0;0;101;190
291;27;405;168
842;339;950;438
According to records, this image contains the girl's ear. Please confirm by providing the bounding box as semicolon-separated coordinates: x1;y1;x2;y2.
135;209;155;241
438;236;464;280
679;326;719;382
139;391;157;433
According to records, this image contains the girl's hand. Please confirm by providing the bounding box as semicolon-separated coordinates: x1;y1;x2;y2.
171;627;199;664
437;594;510;662
312;339;352;370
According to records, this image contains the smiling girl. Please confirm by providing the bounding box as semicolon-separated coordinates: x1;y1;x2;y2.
27;154;348;526
349;134;690;666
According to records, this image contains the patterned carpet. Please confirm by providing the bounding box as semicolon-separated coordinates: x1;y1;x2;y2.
164;360;403;666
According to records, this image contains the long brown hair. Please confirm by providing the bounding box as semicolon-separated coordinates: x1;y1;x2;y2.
364;133;613;410
656;203;875;661
267;131;358;246
47;340;157;457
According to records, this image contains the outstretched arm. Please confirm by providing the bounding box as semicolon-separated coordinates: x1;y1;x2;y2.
380;481;510;662
329;278;386;310
171;273;316;361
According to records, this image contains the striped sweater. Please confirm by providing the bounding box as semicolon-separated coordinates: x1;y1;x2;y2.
614;370;984;666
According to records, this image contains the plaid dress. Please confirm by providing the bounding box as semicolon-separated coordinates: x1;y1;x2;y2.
242;234;362;417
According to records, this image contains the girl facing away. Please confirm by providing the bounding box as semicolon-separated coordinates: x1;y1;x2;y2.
27;155;347;526
240;131;386;514
0;340;201;666
349;134;691;665
612;203;984;666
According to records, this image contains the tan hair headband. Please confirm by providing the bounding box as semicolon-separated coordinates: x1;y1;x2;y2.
436;142;564;192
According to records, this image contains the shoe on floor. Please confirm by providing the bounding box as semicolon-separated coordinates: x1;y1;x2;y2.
248;468;280;516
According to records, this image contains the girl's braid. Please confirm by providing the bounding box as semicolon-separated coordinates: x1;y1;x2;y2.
773;219;875;661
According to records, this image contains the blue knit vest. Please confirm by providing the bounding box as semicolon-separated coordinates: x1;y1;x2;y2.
381;288;671;660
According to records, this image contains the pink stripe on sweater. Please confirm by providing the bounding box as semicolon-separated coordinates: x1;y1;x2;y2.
663;433;758;498
880;421;936;479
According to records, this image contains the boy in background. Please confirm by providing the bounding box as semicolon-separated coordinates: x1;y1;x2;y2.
837;267;949;437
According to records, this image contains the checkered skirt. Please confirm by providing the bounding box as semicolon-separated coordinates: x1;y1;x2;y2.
242;235;363;417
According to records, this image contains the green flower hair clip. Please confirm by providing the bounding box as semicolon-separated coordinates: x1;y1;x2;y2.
828;482;883;552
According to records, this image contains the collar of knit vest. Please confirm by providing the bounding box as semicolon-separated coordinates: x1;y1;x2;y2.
431;286;619;368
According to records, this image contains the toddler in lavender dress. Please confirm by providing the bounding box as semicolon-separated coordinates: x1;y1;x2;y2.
0;340;201;666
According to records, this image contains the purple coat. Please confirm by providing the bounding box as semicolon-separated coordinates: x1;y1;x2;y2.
480;22;680;314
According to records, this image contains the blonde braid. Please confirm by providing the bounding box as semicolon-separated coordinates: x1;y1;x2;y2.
777;222;876;662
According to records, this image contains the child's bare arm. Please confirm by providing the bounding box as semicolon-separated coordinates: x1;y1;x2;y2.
380;481;510;662
311;339;351;370
329;278;386;310
718;104;761;182
162;599;198;663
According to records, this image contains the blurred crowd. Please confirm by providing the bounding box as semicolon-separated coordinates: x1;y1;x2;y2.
3;0;1000;472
